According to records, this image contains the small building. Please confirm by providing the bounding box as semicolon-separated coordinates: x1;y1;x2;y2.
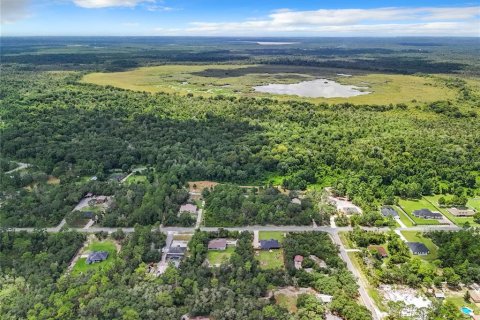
434;291;445;299
294;255;304;270
406;242;430;255
447;207;475;217
86;251;109;264
259;239;280;250
469;290;480;303
179;204;198;214
291;198;302;205
167;246;187;259
412;209;442;219
381;206;398;218
208;238;227;251
368;245;388;258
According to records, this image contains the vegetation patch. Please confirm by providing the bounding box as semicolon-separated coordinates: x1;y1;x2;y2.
72;240;117;274
256;249;284;270
207;246;234;266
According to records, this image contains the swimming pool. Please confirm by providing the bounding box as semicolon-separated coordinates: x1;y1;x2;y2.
461;306;473;315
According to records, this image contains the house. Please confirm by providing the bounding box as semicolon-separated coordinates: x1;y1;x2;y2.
167;246;187;259
179;204;198;214
294;255;303;270
291;198;301;205
447;207;475;217
381;206;398;218
406;242;430;255
86;251;109;264
469;290;480;303
412;209;442;219
368;245;388;258
208;238;227;251
259;239;280;250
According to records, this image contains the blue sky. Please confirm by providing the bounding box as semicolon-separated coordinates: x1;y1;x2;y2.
2;0;479;36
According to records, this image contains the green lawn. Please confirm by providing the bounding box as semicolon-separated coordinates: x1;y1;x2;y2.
207;246;234;266
447;295;480;314
126;175;147;184
467;198;480;212
393;205;415;227
424;195;479;227
72;240;117;273
256;249;284;270
400;231;438;261
338;231;353;249
259;231;286;243
398;198;441;225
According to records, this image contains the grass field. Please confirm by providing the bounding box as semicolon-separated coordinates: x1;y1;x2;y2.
126;175;147;184
207;246;234;266
275;293;297;313
393;205;415;227
72;240;117;273
256;249;284;270
398;198;442;225
81;64;459;105
259;231;286;243
424;195;479;227
468;198;480;212
446;295;480;314
400;231;438;261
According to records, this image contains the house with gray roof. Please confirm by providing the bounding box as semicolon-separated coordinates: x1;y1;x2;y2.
381;206;398;217
86;251;109;264
407;242;430;255
259;239;280;250
413;209;442;219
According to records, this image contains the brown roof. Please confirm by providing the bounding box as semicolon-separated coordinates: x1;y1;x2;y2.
179;204;198;214
469;290;480;303
294;255;304;262
208;238;227;250
368;245;388;257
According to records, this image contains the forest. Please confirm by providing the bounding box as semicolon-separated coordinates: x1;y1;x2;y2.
203;185;324;226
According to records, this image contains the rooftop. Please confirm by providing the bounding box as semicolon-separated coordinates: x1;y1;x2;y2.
413;208;442;219
406;242;429;254
294;255;304;262
179;203;198;214
86;251;109;264
208;238;227;250
260;239;280;250
381;206;398;217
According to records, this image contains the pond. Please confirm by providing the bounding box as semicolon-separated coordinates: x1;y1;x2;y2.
253;78;370;98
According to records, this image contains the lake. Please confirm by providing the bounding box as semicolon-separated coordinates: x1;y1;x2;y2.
253;79;371;98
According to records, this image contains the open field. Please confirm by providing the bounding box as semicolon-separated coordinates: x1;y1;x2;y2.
259;231;287;243
72;240;117;273
446;295;480;314
400;231;438;261
81;64;460;105
398;198;442;225
256;249;284;270
125;175;147;184
424;195;479;227
468;198;480;212
394;205;415;227
275;292;298;313
207;247;235;266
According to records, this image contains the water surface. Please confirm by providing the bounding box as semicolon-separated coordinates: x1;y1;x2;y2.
253;79;370;98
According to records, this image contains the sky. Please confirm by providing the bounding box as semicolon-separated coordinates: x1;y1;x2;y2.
1;0;479;36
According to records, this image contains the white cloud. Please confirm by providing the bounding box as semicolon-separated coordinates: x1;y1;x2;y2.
182;6;480;36
73;0;154;8
147;5;176;12
1;0;31;24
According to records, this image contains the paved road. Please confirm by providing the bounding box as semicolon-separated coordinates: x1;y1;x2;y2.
331;232;383;320
6;224;463;235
